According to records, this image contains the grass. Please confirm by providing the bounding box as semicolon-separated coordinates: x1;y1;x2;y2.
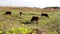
0;10;60;34
0;27;32;34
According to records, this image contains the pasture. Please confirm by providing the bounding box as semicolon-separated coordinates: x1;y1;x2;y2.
0;10;60;34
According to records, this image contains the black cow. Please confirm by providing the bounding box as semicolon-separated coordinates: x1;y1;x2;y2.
31;16;39;24
4;11;11;15
41;13;49;18
20;12;22;16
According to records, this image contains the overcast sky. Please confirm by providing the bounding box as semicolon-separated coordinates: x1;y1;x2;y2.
0;0;60;8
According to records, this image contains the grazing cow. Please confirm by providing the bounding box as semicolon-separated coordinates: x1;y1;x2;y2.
20;12;22;16
4;11;11;15
41;13;49;18
31;16;39;24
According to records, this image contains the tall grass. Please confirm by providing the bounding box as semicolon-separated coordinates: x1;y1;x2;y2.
0;10;60;34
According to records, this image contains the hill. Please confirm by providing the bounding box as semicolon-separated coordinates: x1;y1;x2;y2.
0;6;60;12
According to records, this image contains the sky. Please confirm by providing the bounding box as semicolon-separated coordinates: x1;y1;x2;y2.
0;0;60;8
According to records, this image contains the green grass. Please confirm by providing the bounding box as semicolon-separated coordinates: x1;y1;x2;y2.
0;27;32;34
0;10;60;34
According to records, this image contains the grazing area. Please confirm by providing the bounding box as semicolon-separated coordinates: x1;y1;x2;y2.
0;10;60;34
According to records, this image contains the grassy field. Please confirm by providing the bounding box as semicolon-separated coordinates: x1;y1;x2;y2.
0;10;60;34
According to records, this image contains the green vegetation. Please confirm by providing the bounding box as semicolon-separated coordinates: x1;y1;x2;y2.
0;27;32;34
0;10;60;34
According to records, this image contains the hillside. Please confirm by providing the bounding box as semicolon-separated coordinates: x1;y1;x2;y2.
0;6;60;12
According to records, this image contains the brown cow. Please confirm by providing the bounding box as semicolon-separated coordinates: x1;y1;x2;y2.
31;16;39;24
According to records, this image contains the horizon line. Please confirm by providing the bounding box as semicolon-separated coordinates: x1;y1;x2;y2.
0;6;60;8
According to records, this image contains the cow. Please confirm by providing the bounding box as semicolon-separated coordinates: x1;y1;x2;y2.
4;11;11;15
20;12;22;16
31;16;39;24
41;13;49;18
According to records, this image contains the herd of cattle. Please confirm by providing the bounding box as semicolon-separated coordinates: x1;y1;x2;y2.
4;11;49;24
4;11;49;34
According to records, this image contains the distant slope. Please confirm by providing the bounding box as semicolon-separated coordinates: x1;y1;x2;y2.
0;6;60;12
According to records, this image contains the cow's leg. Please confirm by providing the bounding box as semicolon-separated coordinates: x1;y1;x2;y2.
36;21;38;24
46;15;49;18
20;14;21;16
8;14;11;16
31;20;33;24
10;14;11;16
